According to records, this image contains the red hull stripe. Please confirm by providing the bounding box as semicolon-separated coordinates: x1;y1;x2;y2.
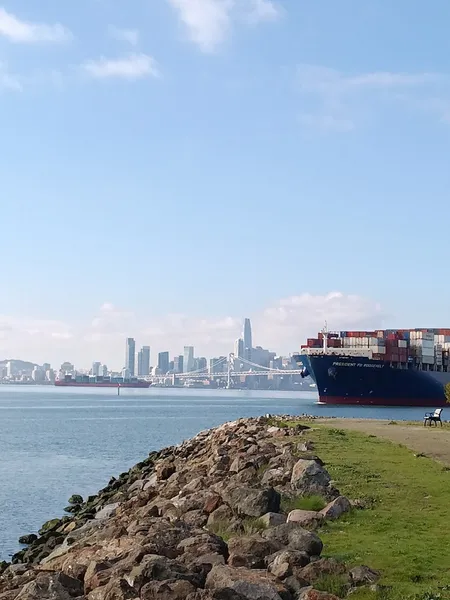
320;396;447;407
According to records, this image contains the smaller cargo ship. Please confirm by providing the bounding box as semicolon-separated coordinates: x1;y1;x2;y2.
55;374;151;388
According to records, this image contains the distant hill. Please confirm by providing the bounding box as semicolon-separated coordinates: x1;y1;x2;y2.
0;359;39;370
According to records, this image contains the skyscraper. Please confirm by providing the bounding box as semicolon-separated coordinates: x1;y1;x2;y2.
158;351;170;374
243;318;252;363
173;355;184;373
184;346;194;373
138;346;150;377
234;338;245;372
92;362;101;377
125;338;136;376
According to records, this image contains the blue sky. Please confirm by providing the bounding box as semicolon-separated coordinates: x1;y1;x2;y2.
1;0;450;367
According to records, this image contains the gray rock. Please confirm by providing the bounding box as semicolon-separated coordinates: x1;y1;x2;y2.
260;513;287;528
205;565;291;600
291;460;331;495
263;523;323;556
287;510;323;528
95;502;121;520
349;565;380;586
319;496;351;520
222;486;280;517
228;536;282;569
128;479;145;494
143;473;158;490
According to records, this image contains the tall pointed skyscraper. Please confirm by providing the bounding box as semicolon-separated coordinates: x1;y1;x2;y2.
243;318;252;363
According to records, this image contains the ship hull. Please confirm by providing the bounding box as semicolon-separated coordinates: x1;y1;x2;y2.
293;354;450;407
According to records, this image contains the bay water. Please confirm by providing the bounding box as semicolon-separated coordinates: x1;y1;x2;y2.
0;385;431;560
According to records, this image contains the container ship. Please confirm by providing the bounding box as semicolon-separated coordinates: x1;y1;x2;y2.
55;374;151;388
293;327;450;407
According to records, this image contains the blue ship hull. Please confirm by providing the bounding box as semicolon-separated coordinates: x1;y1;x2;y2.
293;354;450;407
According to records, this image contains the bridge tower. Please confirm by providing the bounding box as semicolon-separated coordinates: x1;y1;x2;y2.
227;353;235;389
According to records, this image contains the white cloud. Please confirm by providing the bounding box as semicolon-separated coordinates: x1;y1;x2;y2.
82;53;159;80
167;0;233;52
246;0;280;23
0;7;72;43
0;294;384;369
108;25;139;46
297;64;443;131
166;0;281;52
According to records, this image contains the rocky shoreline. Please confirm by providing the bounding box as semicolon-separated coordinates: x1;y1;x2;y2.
0;416;379;600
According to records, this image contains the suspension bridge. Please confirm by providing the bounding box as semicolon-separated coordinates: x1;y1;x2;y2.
150;353;304;388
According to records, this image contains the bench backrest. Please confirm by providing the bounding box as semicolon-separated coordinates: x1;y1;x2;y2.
434;409;443;417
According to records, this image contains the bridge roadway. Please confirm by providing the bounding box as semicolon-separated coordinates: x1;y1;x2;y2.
151;369;304;380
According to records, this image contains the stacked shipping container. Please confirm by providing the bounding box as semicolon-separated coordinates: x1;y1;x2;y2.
304;328;450;367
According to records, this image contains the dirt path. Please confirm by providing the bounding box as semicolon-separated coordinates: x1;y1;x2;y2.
318;419;450;466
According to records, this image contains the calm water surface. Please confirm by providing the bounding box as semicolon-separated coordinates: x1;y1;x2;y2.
0;386;432;560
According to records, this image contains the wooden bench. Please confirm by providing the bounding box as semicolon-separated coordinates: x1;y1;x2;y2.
423;408;443;427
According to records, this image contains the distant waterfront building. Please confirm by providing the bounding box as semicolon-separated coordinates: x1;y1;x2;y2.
243;318;253;363
158;351;170;374
184;346;194;373
137;346;150;377
45;369;55;382
122;368;131;379
60;362;74;374
173;355;184;373
209;357;226;374
6;361;15;378
43;363;51;372
194;357;207;372
32;366;45;382
92;362;101;377
125;338;136;377
101;364;108;377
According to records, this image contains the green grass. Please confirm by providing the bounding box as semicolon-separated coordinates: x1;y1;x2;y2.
242;517;267;535
294;425;450;599
281;493;327;513
314;574;350;598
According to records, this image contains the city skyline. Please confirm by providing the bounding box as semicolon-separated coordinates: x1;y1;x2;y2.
0;294;387;370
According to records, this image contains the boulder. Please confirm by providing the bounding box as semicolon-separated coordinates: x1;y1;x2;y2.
207;505;233;529
222;487;280;518
319;497;351;520
68;495;83;505
260;513;287;528
297;558;347;584
290;461;331;495
228;536;281;569
203;495;222;515
84;560;112;593
18;535;38;546
87;578;136;600
14;572;83;600
349;566;380;586
286;511;323;528
38;519;61;536
263;524;323;556
95;503;121;520
266;550;310;579
261;469;290;488
205;565;292;600
140;579;197;600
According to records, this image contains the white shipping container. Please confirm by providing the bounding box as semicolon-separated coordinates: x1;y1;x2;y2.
369;346;386;354
422;355;435;364
398;340;407;348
